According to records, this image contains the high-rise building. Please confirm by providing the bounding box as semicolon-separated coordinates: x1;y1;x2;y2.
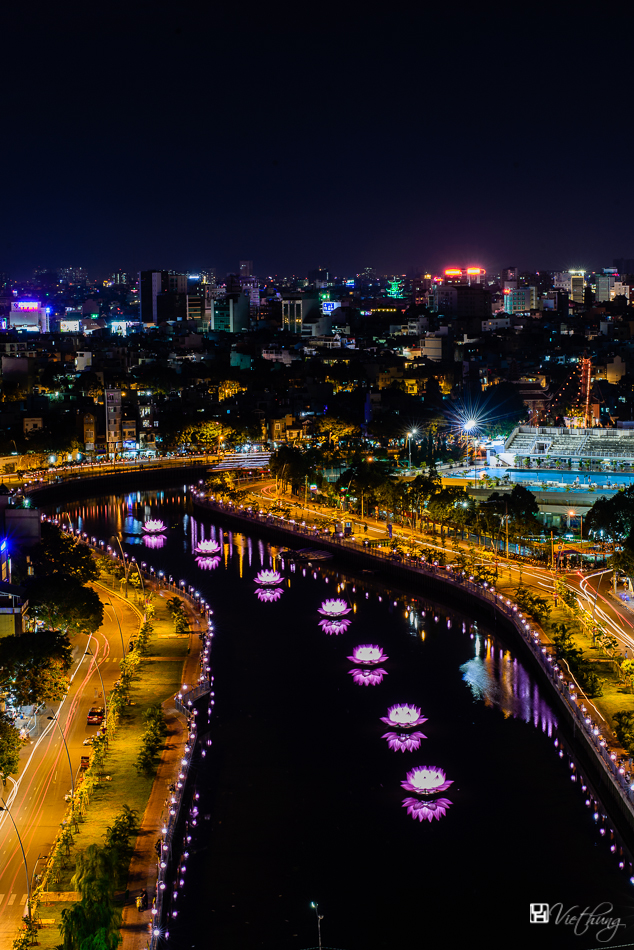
58;266;88;283
105;388;122;454
240;275;260;311
210;294;250;333
569;270;585;304
139;271;187;323
553;271;572;292
282;295;303;332
281;293;321;332
504;287;538;313
239;260;253;277
308;268;331;287
595;274;612;302
139;271;164;324
8;301;48;332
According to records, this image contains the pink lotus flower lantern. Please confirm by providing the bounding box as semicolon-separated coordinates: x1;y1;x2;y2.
143;534;166;549
347;644;388;666
255;587;283;603
401;766;453;795
254;569;283;585
402;797;452;822
195;539;221;555
348;668;387;686
382;731;426;752
319;618;351;635
196;556;221;570
318;598;351;617
380;704;427;729
143;519;167;533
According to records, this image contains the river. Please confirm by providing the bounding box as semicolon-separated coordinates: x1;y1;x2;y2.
49;485;634;950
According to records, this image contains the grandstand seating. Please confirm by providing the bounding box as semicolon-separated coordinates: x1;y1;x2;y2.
505;426;634;461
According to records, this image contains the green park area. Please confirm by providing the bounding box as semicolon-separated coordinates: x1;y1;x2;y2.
1;533;195;950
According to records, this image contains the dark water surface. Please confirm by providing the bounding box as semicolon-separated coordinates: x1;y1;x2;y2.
52;487;634;949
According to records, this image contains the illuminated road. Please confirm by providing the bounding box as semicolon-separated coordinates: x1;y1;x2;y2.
0;590;140;948
253;480;634;677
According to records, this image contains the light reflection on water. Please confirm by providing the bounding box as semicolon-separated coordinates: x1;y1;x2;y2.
53;487;634;949
460;633;557;735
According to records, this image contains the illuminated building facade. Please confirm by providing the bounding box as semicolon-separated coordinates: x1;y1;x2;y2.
504;286;537;313
105;388;122;454
281;294;321;333
8;301;48;332
569;269;585;303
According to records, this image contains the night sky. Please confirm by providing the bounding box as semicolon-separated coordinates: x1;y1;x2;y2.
4;2;633;279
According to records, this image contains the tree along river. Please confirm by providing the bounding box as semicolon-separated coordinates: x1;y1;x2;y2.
51;486;634;950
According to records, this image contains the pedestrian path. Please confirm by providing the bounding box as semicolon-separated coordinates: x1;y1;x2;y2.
119;595;204;950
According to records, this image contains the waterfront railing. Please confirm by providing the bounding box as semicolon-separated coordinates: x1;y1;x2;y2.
192;492;634;821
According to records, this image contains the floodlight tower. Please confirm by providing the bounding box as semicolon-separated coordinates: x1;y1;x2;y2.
464;419;477;485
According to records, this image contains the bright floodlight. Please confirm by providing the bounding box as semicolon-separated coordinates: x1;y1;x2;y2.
463;419;476;432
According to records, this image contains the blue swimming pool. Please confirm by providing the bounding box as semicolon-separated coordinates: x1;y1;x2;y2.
456;467;628;491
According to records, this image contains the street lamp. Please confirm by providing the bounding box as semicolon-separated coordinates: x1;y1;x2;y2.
310;902;323;950
130;557;145;600
464;420;477;486
407;429;418;474
47;715;75;813
110;534;129;597
0;797;31;924
84;639;108;728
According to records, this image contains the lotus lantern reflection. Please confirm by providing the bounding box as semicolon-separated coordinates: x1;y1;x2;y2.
402;797;452;822
347;644;387;666
380;704;427;729
195;539;221;555
382;731;426;752
196;556;221;570
254;569;283;585
255;587;283;603
348;668;387;686
401;766;453;795
318;598;351;617
143;519;167;533
143;534;166;549
318;618;351;635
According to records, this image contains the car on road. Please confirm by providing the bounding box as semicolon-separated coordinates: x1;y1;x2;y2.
82;735;96;745
87;706;104;725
